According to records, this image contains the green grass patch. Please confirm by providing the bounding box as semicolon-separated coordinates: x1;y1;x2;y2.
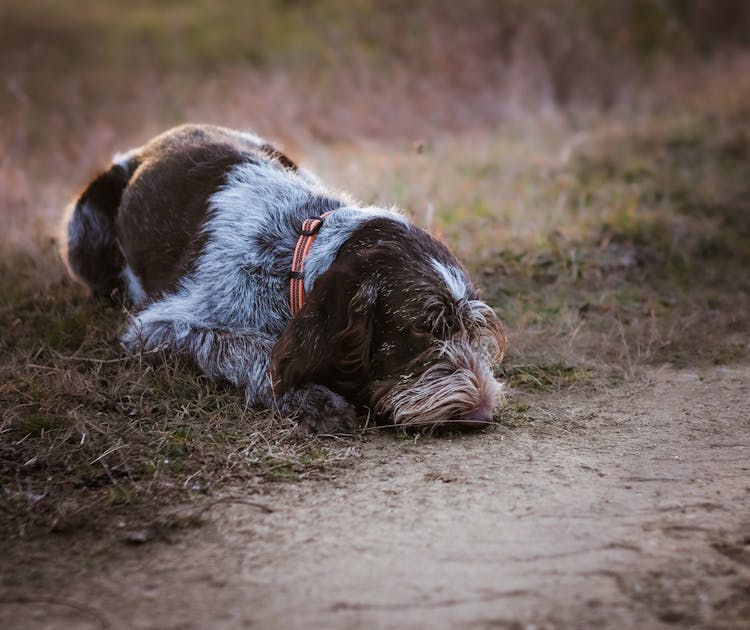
499;362;592;390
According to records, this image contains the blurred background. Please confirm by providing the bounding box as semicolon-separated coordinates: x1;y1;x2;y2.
2;0;750;244
2;0;749;177
3;0;749;348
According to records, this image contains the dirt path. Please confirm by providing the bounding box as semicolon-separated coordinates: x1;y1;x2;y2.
2;364;749;629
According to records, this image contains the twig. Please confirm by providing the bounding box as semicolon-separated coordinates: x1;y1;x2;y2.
89;442;127;465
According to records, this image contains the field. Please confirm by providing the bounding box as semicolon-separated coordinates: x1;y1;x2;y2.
1;2;750;628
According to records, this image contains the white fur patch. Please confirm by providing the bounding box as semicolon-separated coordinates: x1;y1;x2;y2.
112;146;143;170
431;259;469;300
122;264;147;306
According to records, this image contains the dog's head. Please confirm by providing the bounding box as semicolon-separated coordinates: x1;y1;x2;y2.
270;218;505;429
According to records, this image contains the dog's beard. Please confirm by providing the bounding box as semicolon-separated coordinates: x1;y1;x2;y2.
372;340;504;427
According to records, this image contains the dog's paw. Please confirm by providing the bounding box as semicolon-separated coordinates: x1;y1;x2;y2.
279;385;359;435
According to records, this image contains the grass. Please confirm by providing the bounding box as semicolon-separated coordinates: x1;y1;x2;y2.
0;268;362;540
498;362;593;390
1;2;749;544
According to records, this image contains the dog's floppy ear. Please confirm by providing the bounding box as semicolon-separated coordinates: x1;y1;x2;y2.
270;266;377;399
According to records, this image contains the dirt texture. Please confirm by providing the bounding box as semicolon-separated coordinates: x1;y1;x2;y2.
2;364;749;629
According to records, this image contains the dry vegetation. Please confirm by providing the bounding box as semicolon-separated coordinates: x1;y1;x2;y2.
1;0;749;545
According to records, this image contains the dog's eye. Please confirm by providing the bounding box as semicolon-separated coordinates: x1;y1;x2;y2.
391;325;430;356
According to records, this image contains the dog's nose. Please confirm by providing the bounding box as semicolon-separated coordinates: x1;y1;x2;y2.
460;410;493;429
456;404;495;429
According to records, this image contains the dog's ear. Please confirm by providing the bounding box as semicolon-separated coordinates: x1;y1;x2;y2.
270;266;377;399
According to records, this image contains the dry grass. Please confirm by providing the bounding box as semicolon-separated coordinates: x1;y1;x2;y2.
0;253;364;542
0;310;360;538
1;1;749;543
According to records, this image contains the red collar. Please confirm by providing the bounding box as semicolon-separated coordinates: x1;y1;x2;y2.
290;211;333;315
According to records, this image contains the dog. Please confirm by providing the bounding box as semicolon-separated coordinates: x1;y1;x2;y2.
62;124;505;433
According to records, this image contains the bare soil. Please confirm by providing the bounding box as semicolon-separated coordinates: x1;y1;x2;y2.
2;363;748;629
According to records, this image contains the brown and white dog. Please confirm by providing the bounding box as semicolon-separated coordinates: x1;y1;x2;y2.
62;124;505;433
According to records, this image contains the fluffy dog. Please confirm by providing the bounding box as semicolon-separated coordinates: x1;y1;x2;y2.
63;124;505;433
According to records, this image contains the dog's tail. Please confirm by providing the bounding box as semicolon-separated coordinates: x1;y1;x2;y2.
61;155;139;300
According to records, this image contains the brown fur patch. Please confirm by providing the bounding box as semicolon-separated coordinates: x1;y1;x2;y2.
259;143;299;171
117;143;249;297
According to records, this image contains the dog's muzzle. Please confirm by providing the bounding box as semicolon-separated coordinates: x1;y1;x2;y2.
372;340;504;428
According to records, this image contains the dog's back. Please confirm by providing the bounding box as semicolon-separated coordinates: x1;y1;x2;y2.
62;124;300;303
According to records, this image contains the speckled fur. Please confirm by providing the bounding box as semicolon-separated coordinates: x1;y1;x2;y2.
63;124;506;433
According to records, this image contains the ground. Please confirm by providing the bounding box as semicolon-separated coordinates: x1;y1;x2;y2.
2;365;749;629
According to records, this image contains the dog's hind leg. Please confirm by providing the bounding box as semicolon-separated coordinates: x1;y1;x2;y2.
122;314;357;434
62;161;136;301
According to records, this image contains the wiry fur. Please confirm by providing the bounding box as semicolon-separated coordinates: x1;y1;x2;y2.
63;124;506;433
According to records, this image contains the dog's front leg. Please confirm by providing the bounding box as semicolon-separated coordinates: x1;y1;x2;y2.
268;384;358;435
122;317;357;433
